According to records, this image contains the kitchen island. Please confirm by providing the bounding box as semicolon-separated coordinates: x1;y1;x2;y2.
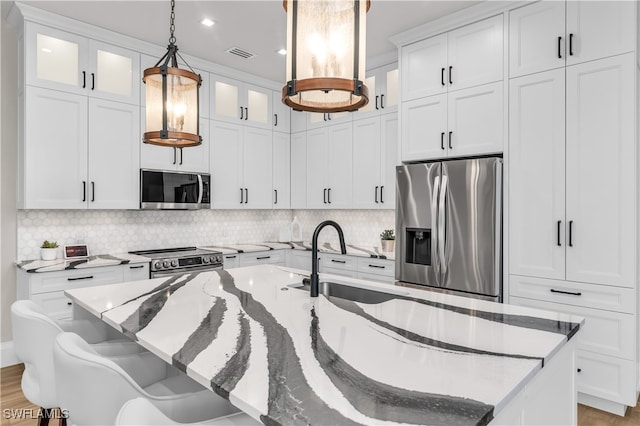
65;265;583;425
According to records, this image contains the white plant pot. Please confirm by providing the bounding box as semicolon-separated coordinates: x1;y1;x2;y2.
381;240;395;253
40;248;57;261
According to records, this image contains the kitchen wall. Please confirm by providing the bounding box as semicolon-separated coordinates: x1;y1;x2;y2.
1;2;18;344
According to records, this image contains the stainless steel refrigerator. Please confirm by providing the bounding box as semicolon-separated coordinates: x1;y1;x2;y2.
395;157;503;301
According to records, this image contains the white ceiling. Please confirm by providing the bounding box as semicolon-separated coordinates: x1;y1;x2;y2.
20;0;479;82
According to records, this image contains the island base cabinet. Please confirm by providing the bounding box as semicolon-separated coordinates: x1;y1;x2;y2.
491;338;576;425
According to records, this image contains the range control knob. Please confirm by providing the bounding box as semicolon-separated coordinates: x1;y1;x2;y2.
203;256;211;264
153;261;162;270
163;260;170;268
215;255;222;263
171;259;178;267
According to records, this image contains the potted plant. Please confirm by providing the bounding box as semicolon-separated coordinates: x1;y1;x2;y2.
380;229;395;252
40;240;59;261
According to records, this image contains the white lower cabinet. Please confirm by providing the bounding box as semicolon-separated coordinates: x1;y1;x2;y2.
17;263;149;320
286;250;313;271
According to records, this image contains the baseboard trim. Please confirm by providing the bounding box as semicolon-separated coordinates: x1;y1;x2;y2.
1;341;19;367
578;392;627;416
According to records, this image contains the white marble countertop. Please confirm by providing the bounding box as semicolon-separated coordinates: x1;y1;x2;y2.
16;253;150;273
201;241;395;260
66;265;583;425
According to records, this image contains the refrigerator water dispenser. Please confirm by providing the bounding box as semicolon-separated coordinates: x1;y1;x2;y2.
405;228;431;265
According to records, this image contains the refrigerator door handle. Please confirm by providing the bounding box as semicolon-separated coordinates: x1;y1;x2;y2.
438;175;448;275
431;176;441;276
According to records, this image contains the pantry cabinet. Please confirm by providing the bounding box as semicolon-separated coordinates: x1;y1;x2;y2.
211;121;273;209
352;114;398;209
306;123;353;209
25;22;139;105
509;0;636;78
22;87;139;209
211;74;272;130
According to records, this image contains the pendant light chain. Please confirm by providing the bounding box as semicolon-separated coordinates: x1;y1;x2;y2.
169;0;176;45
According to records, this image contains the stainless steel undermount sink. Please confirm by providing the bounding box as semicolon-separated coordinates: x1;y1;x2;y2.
291;278;408;304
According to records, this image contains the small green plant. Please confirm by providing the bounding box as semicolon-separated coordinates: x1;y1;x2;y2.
380;229;395;240
41;240;59;249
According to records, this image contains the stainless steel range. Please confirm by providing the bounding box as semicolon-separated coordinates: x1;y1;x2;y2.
129;247;223;278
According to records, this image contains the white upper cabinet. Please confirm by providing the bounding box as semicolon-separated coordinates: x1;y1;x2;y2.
290;110;307;133
272;132;290;209
272;90;291;133
402;15;503;102
306;111;352;130
210;121;273;209
26;22;139;105
306;122;353;209
211;75;272;130
290;132;307;209
509;0;636;78
354;63;399;119
140;108;210;174
352;114;398;209
401;94;447;161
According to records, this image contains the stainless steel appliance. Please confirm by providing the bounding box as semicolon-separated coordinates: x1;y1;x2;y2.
140;169;210;210
396;157;503;301
129;247;223;278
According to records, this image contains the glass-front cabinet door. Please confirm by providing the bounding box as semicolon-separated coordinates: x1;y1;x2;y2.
211;75;272;130
88;40;139;105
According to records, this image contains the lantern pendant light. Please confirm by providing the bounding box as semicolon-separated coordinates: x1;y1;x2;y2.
282;0;370;113
143;0;202;147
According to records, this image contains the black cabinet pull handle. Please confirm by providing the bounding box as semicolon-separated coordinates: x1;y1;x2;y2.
274;189;278;204
324;188;327;204
380;94;385;109
449;66;453;85
225;255;237;259
441;132;445;150
569;33;574;56
245;107;248;121
68;275;94;281
129;265;145;269
375;186;379;203
568;220;573;247
67;302;73;306
328;188;331;203
82;71;86;88
369;264;385;269
91;181;95;202
245;188;248;203
256;256;271;260
82;181;86;202
577;368;582;373
173;147;177;165
240;106;244;120
91;73;95;90
328;113;332;121
550;288;582;296
240;188;244;204
179;148;183;165
441;67;446;86
557;220;562;246
331;259;346;264
557;36;562;59
448;131;453;149
324;113;327;122
380;186;384;203
375;95;379;110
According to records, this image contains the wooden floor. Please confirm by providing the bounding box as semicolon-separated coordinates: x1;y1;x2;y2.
1;363;639;425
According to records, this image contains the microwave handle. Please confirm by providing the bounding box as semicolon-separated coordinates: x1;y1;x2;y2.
197;175;203;204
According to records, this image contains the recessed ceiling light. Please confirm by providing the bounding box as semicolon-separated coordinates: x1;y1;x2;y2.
277;49;287;56
201;18;215;27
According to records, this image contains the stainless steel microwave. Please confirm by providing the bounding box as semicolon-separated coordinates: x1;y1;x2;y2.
140;169;210;210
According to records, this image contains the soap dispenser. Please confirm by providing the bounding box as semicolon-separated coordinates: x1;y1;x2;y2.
290;216;302;242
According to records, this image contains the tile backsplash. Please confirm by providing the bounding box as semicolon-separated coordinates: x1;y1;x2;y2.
17;209;395;261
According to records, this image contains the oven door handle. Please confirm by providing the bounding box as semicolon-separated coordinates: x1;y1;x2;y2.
151;265;222;278
197;174;204;204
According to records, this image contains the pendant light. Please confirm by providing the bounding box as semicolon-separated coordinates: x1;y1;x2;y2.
282;0;370;113
143;0;201;147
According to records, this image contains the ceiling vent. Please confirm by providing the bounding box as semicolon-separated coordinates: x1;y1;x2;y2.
225;47;255;59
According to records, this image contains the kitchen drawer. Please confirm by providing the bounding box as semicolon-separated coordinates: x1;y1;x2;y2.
31;291;74;320
321;254;356;271
356;258;395;277
357;271;395;284
29;265;124;294
509;296;635;360
286;250;312;271
509;275;635;314
239;250;285;267
321;267;358;279
123;263;149;282
222;254;240;269
576;350;636;406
